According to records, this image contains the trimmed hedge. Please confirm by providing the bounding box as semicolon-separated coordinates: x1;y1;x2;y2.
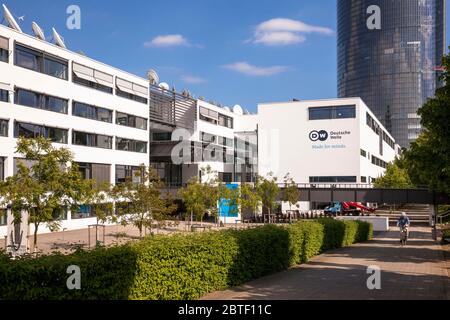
0;219;372;300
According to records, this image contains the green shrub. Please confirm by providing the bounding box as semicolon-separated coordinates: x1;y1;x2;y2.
0;219;372;300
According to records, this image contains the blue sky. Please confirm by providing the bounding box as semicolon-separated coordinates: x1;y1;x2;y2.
3;0;450;112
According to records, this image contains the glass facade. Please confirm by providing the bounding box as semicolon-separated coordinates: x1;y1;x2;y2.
337;0;445;147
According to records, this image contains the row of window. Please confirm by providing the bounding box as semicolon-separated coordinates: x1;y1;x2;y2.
12;42;149;104
15;44;68;80
199;106;234;129
366;113;395;150
309;105;356;121
10;121;147;153
309;176;357;183
372;155;388;169
10;88;148;130
200;132;234;148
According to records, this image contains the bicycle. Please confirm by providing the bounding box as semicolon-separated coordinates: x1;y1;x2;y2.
400;226;409;246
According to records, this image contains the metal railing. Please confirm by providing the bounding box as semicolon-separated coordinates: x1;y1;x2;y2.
149;84;196;131
277;183;430;190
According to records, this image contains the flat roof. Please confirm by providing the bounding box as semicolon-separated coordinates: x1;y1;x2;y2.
258;97;364;106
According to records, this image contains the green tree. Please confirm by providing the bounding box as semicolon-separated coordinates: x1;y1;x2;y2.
404;49;450;195
373;160;413;189
0;137;94;251
178;177;208;224
111;166;175;237
256;173;280;223
240;182;261;221
281;174;301;212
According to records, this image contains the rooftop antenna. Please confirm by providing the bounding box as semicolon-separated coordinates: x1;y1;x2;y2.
147;69;159;85
2;4;22;32
52;27;66;48
31;22;45;40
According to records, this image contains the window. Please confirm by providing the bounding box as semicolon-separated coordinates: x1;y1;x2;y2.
72;101;112;123
15;44;68;80
14;121;68;144
218;114;234;129
15;88;68;114
199;107;218;124
52;208;68;221
116;78;148;104
200;132;216;143
72;62;113;94
71;205;96;220
116;112;147;130
152;132;171;141
116;138;147;153
0;89;8;102
0;209;6;226
361;176;367;183
72;131;112;149
360;149;367;158
0;36;8;63
371;156;387;169
309;176;357;183
0;157;4;181
0;119;8;137
115;165;143;185
76;162;111;185
309;105;356;120
218;172;233;183
218;136;233;148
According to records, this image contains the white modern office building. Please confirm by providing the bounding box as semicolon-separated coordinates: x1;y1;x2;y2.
257;98;399;187
0;19;150;237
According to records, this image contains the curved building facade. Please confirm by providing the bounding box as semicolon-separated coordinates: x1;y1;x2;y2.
337;0;446;148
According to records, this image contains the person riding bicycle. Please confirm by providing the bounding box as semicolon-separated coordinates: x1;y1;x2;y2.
397;212;410;243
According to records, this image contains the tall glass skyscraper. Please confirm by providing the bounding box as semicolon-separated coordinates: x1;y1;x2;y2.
337;0;446;148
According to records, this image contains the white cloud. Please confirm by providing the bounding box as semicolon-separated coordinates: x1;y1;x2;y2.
223;62;289;77
252;18;333;46
181;75;206;84
144;34;190;48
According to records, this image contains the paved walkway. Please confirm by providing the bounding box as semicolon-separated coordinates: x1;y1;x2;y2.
203;227;450;300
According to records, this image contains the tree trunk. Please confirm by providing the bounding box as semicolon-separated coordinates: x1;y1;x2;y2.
33;223;39;252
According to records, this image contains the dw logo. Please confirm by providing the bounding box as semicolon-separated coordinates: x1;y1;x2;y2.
309;130;328;142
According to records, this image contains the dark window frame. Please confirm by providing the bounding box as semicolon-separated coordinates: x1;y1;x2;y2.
116;137;147;153
309;105;356;120
72;73;113;94
14;43;68;80
72;131;113;149
15;88;68;114
72;101;113;123
116;111;148;130
14;121;68;144
0;89;8;102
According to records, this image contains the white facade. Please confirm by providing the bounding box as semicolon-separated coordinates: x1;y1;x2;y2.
0;24;150;236
257;98;397;184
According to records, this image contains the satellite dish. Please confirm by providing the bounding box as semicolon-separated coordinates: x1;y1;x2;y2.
147;69;159;85
2;4;22;32
233;104;243;115
159;82;169;91
223;106;231;112
52;28;66;48
32;22;45;40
